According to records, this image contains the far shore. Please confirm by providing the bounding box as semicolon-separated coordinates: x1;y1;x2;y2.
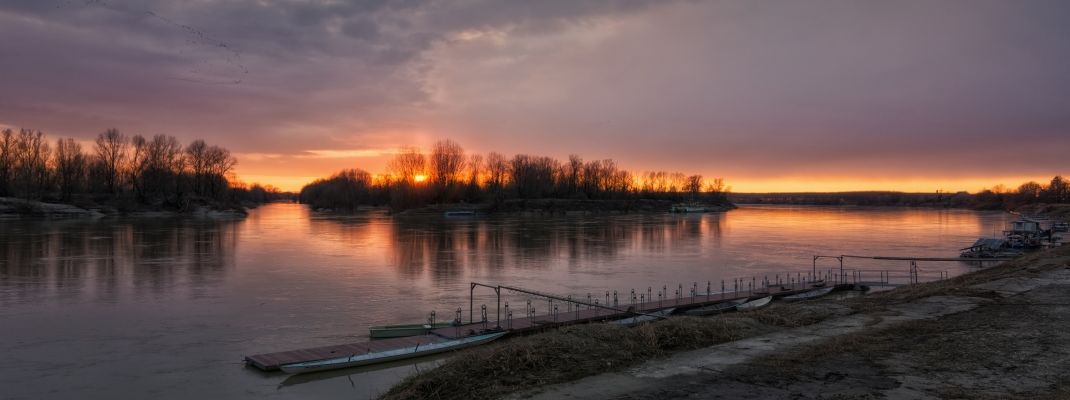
307;198;737;216
0;196;252;219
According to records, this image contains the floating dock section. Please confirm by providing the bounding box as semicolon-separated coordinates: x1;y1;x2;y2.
244;279;835;371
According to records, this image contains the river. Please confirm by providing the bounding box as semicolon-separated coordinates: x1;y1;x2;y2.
0;203;1013;399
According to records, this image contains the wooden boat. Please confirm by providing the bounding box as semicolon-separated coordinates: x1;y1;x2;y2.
684;299;746;316
444;210;476;217
279;331;508;374
610;308;675;327
735;296;772;312
369;323;453;339
671;204;707;213
781;287;835;302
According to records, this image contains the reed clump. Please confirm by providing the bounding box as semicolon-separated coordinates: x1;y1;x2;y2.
381;316;765;400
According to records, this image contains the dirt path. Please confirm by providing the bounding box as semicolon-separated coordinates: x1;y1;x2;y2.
517;253;1070;399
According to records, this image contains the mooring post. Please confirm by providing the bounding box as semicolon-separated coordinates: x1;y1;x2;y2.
469;283;475;325
839;256;844;284
481;304;488;329
812;255;818;283
455;307;462;337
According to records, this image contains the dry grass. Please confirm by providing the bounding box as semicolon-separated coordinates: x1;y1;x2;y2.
747;303;846;328
381;316;765;400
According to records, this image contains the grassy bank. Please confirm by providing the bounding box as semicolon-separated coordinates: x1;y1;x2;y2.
382;302;845;399
383;245;1070;400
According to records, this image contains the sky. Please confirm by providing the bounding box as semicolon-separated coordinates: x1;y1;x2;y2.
1;0;1068;192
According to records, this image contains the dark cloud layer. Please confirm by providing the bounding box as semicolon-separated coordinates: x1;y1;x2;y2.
1;0;1068;189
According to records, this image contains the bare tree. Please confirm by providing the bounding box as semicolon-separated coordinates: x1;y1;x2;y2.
12;129;51;199
565;154;583;196
0;129;14;196
485;152;508;201
54;138;87;200
204;144;236;197
429;139;465;201
186;139;209;195
685;175;703;201
94;128;128;194
388;147;426;185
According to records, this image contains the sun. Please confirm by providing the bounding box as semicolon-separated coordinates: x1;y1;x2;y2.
413;174;428;183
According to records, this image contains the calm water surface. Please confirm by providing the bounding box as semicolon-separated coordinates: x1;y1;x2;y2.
0;203;1013;399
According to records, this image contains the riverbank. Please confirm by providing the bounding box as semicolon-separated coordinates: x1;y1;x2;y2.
382;244;1070;400
0;196;249;218
1017;203;1070;221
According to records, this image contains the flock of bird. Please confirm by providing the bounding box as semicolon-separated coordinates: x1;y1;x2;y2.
55;0;249;85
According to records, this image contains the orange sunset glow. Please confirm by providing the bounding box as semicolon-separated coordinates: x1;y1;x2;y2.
3;1;1067;196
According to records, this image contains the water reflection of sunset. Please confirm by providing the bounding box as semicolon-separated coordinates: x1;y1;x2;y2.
0;203;1017;400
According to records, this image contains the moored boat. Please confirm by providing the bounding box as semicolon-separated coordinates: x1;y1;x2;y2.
671;204;707;213
781;287;835;302
279;331;508;374
735;296;772;311
683;299;746;316
610;308;675;327
369;322;454;339
444;210;476;217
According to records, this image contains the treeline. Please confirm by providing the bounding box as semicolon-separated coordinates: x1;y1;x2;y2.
730;175;1070;210
974;176;1070;209
299;139;729;211
0;127;286;211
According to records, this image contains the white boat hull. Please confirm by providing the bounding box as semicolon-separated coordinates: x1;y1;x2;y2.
280;332;507;374
781;287;835;302
610;308;675;327
735;296;772;311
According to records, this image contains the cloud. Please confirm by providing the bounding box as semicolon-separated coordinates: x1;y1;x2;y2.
0;0;1067;190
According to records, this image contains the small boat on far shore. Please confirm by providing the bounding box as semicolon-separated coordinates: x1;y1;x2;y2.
781;287;835;302
444;210;476;217
735;296;772;312
280;331;507;374
671;204;707;213
369;322;454;339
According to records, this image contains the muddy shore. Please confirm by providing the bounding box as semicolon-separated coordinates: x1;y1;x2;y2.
384;245;1070;400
